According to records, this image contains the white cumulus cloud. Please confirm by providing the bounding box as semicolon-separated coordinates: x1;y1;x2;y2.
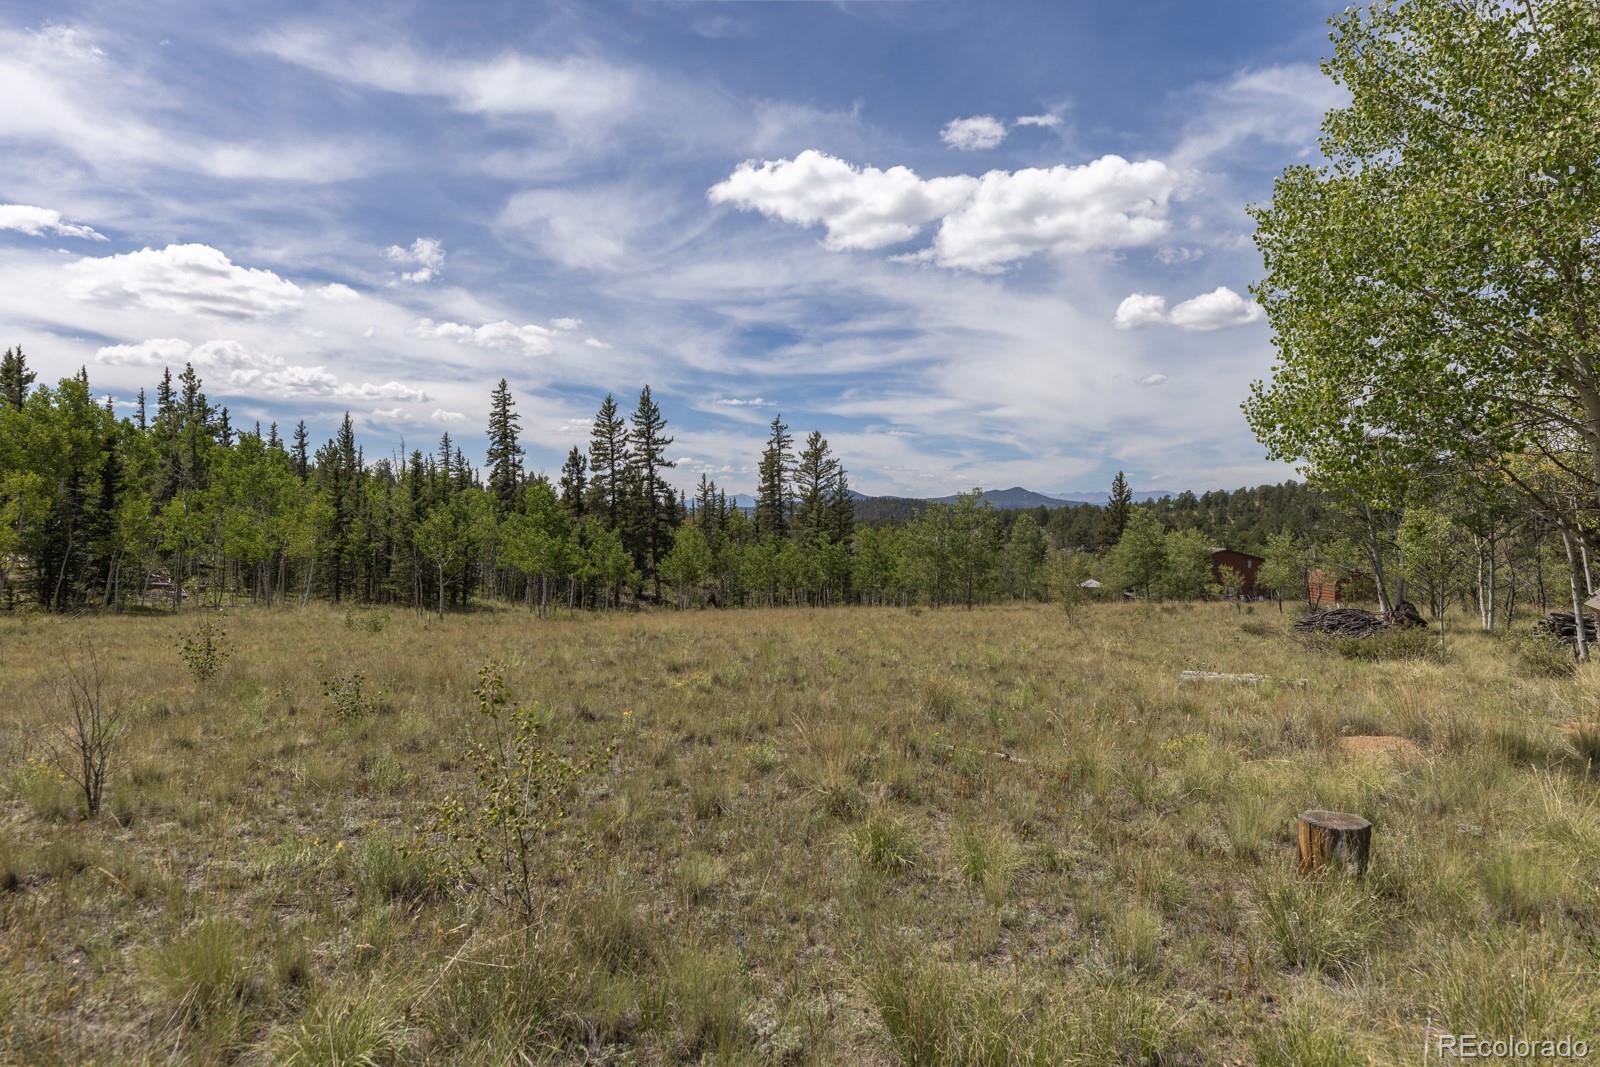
549;316;582;330
1113;286;1262;331
412;317;554;356
1168;286;1264;330
431;408;467;424
1138;373;1169;387
940;115;1006;151
385;237;444;284
1113;293;1169;330
1014;114;1062;128
711;151;1176;270
925;157;1178;271
708;149;977;252
582;337;611;349
0;204;105;240
67;244;303;318
317;282;360;302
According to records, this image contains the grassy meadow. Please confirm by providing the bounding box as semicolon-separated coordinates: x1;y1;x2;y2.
1;601;1598;1064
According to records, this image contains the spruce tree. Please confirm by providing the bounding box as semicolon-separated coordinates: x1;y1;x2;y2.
485;378;523;514
0;346;36;410
793;430;839;543
628;385;674;594
755;415;793;540
695;474;720;536
586;393;629;529
437;432;454;483
135;388;147;431
1100;470;1133;547
827;465;855;544
155;367;175;422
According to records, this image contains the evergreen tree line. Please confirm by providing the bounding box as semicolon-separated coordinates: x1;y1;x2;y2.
0;349;1061;613
0;345;1427;616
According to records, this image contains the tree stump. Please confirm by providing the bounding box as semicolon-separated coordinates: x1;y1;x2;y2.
1296;809;1371;876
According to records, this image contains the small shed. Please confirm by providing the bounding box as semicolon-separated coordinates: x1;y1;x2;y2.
1308;567;1343;607
1211;549;1265;597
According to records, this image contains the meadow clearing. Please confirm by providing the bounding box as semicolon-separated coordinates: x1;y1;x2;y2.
1;601;1598;1065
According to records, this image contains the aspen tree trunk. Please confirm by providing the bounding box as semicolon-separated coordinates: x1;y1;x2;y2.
1362;505;1393;614
1560;522;1588;662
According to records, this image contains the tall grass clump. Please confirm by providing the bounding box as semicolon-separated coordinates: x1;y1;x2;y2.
273;985;409;1066
149;919;258;1028
1256;870;1381;976
849;813;921;875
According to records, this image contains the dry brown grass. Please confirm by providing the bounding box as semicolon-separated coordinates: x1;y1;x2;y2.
0;601;1597;1064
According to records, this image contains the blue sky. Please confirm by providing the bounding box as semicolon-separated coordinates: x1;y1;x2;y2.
0;0;1343;497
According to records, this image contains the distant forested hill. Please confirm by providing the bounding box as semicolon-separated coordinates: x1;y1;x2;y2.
856;481;1326;555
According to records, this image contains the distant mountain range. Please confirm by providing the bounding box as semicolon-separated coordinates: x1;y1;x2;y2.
723;483;1177;524
723;486;1176;514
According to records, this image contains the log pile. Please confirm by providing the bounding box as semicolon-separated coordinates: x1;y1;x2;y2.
1534;611;1598;644
1293;608;1386;638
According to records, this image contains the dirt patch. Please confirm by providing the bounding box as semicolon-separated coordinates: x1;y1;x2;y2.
1340;735;1424;762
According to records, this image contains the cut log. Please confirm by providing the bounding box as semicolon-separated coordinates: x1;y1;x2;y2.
1179;670;1308;688
1180;670;1270;684
1296;809;1371;876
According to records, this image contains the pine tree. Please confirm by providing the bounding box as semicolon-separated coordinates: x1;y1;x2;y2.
558;446;587;518
0;346;36;410
292;420;310;479
267;422;281;450
586;394;630;529
1100;471;1133;547
135;388;147;431
216;405;233;447
485;378;523;514
628;385;674;594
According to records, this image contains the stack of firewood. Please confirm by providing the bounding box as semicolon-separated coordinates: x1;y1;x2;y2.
1534;611;1599;644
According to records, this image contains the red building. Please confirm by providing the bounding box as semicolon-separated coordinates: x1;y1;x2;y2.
1211;549;1265;597
1307;567;1342;607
